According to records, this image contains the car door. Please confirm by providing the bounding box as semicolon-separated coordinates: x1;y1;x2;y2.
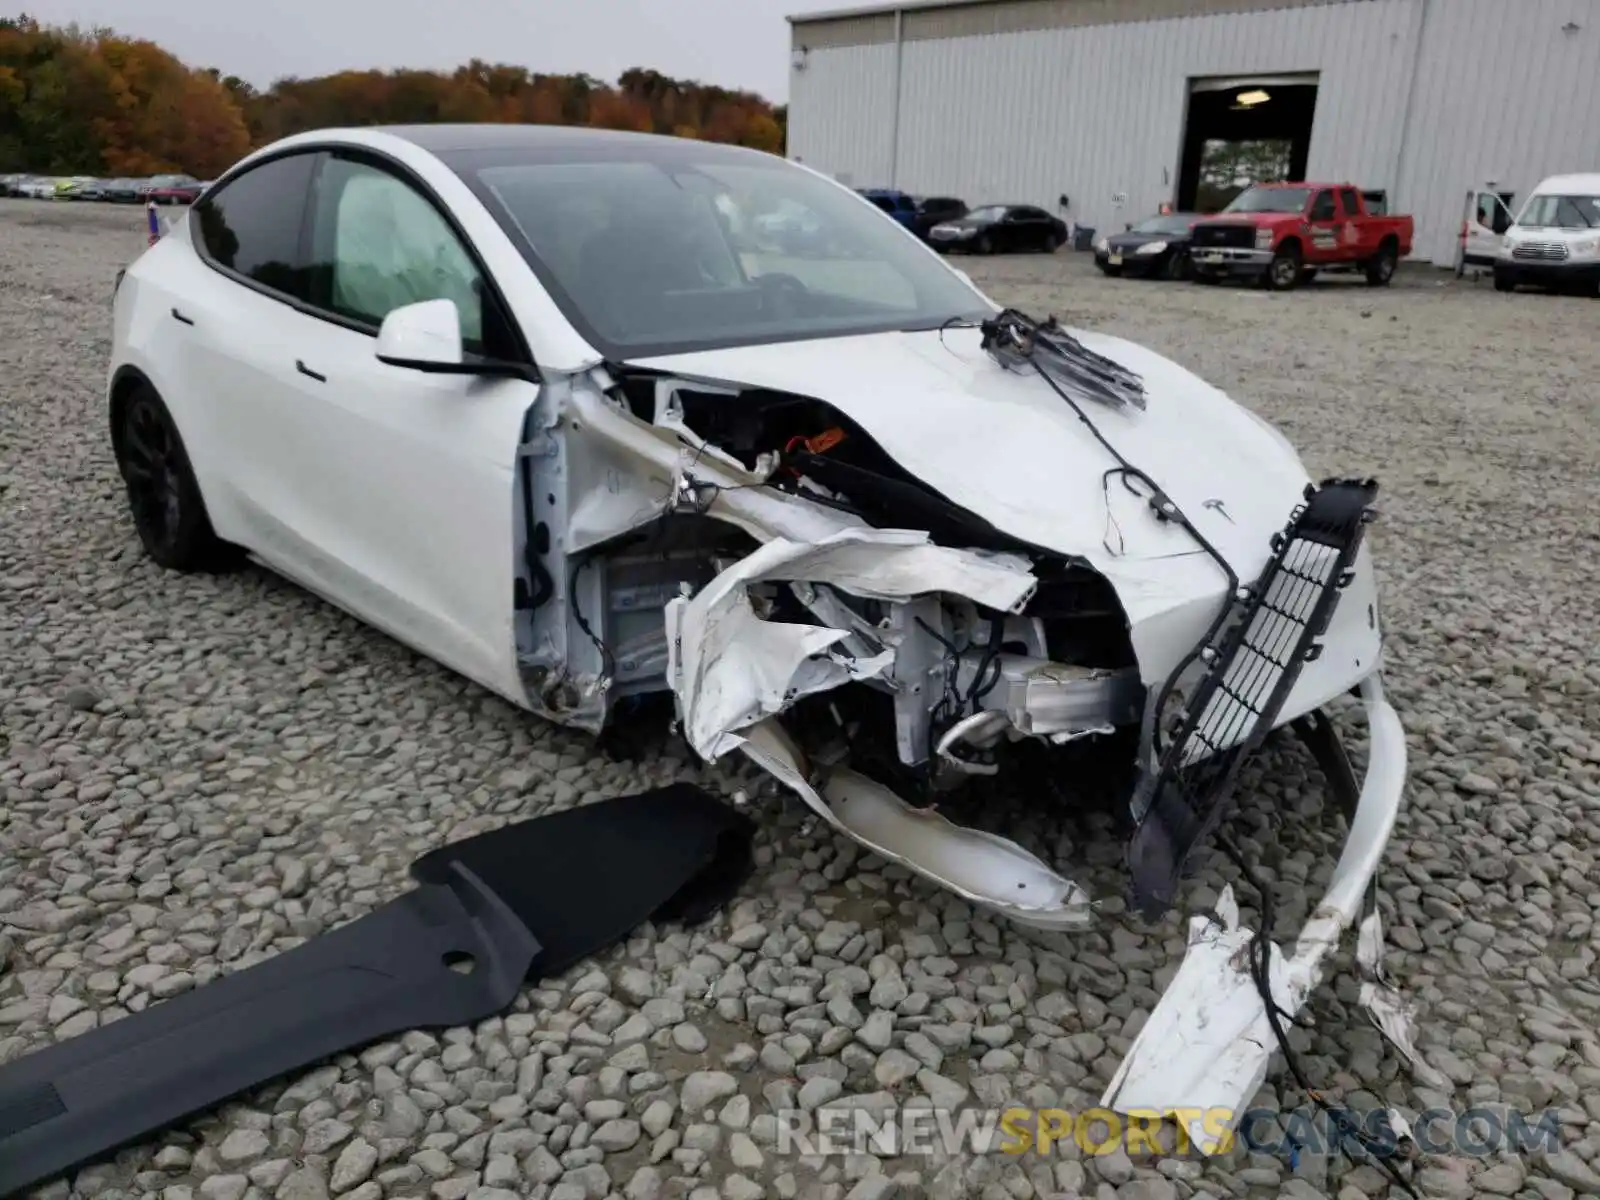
1460;187;1516;269
176;149;325;549
1305;188;1342;263
261;150;540;703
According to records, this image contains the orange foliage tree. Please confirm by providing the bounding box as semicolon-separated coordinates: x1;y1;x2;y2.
2;14;788;176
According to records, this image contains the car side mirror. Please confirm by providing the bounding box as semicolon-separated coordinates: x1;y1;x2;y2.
375;299;533;380
376;299;463;369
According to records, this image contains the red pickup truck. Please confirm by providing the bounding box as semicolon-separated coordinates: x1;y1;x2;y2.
1187;182;1413;290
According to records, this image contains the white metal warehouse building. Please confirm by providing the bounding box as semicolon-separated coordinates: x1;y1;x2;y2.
784;0;1600;266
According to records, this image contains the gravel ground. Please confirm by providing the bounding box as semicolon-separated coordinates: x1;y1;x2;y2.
3;198;1599;1200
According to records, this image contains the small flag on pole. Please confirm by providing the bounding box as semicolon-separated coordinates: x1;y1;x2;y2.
146;201;161;247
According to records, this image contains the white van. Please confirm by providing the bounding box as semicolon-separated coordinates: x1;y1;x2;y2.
1493;173;1600;295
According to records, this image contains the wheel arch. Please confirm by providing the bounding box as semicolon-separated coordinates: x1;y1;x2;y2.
108;364;155;461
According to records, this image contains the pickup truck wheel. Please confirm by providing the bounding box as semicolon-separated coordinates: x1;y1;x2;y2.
1365;241;1399;286
1265;245;1302;291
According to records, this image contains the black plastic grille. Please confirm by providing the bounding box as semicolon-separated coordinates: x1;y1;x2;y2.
1191;223;1257;249
1128;477;1380;916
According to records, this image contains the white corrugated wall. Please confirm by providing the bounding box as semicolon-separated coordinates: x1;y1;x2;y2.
1395;0;1600;265
788;0;1600;266
787;42;900;188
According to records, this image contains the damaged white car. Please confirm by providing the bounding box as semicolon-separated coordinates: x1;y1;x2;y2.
108;124;1421;1148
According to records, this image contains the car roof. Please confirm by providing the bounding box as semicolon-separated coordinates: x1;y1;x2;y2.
1530;173;1600;194
376;123;766;164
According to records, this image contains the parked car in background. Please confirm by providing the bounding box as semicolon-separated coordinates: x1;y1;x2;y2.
68;178;112;201
927;204;1068;254
53;176;94;199
857;188;918;231
1187;183;1413;290
1094;213;1201;279
1493;173;1600;296
911;195;967;241
16;176;56;199
145;174;204;204
102;178;149;204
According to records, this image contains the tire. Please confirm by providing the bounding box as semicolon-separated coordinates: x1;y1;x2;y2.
1264;243;1302;291
1365;240;1399;286
1164;250;1191;281
1493;268;1516;293
1043;232;1061;253
975;234;994;255
114;383;232;571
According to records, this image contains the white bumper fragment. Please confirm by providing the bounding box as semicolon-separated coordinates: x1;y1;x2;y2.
1100;673;1418;1151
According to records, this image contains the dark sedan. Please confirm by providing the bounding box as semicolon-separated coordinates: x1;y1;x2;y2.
910;195;968;241
926;203;1067;254
1094;213;1201;279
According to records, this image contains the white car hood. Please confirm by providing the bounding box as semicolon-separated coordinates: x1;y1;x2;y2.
632;324;1311;579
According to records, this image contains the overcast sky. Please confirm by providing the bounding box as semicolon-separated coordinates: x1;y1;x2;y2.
25;0;805;103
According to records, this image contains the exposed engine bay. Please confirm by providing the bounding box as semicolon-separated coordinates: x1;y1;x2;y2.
506;308;1427;1157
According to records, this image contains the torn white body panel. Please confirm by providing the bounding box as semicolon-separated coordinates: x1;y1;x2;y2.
664;526;1036;758
1100;674;1414;1151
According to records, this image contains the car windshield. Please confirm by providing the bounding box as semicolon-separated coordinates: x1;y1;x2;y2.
462;153;992;358
1133;215;1193;234
1516;193;1600;230
1224;186;1310;214
965;206;1008;222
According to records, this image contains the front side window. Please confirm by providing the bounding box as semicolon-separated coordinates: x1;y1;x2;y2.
192;152;317;300
1339;188;1360;216
456;151;991;359
1516;193;1600;230
306;156;486;348
1309;190;1337;220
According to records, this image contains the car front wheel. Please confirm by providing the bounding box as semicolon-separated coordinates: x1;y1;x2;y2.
114;383;232;570
1265;244;1302;291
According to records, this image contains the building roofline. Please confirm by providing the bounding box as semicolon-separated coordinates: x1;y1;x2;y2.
788;0;971;22
790;0;1369;26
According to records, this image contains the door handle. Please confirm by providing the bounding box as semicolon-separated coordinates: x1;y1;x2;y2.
170;307;194;325
296;360;327;383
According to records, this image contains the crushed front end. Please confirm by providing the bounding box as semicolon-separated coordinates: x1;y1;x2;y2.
517;307;1422;1147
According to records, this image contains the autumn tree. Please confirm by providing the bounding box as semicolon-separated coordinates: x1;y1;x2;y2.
0;15;787;175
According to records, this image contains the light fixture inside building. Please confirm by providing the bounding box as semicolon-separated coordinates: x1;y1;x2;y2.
1233;89;1271;107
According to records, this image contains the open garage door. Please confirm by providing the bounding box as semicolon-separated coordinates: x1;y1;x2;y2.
1178;74;1320;213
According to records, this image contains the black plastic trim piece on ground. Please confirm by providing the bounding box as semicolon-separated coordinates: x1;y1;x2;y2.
0;783;754;1198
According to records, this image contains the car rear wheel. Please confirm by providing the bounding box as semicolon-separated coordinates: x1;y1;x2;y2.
1043;231;1061;253
1365;241;1399;286
115;383;232;571
1265;244;1302;291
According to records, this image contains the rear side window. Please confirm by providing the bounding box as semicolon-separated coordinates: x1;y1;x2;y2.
192;153;317;300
